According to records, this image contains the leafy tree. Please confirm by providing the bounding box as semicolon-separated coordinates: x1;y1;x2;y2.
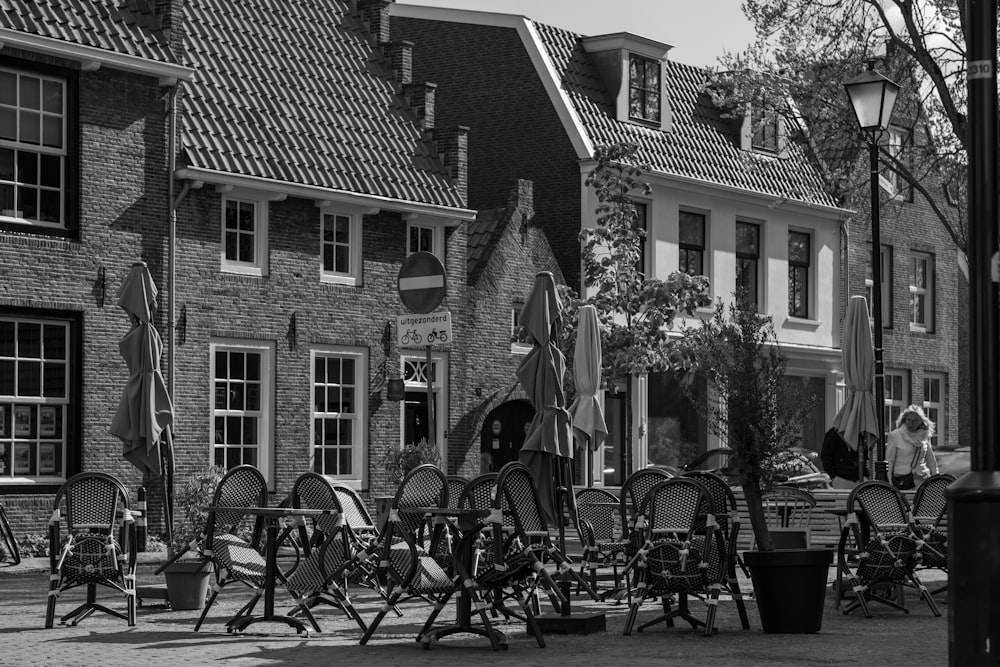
708;0;969;250
670;295;817;551
575;143;711;476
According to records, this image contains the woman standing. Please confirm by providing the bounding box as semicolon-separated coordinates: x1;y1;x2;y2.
885;405;938;490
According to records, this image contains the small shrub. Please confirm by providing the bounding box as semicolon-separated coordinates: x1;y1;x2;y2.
17;533;49;558
171;465;227;555
378;437;442;485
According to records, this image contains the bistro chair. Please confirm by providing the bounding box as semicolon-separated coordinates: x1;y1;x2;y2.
911;473;954;595
836;481;941;618
474;461;569;647
602;467;673;603
359;464;469;646
169;465;268;631
574;487;625;593
622;477;726;636
458;473;499;575
281;472;368;633
0;501;21;566
682;470;751;630
759;485;817;549
45;472;137;628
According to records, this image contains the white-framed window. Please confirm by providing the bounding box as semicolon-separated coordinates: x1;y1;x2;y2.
910;252;935;332
736;221;760;310
865;243;893;329
752;112;781;153
0;67;67;229
211;340;274;482
883;127;912;200
321;210;362;285
311;346;367;485
787;229;811;318
511;302;532;354
399;352;448;461
633;201;649;278
0;315;72;483
884;369;910;437
222;197;268;275
628;54;661;123
678;209;706;277
406;219;445;259
923;372;946;449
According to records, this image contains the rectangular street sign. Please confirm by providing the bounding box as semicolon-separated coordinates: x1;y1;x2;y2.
397;311;452;347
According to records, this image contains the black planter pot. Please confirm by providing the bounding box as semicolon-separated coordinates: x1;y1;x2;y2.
743;547;834;633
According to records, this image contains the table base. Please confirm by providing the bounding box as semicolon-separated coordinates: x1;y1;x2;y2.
418;624;508;650
229;613;312;634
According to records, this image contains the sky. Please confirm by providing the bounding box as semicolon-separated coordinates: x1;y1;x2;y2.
396;0;757;68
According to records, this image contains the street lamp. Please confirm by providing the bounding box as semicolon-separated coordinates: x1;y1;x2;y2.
844;61;900;483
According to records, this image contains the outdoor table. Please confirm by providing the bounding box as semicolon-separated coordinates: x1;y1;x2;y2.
398;507;504;649
201;505;335;634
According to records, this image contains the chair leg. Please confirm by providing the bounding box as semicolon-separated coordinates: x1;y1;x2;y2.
360;586;403;645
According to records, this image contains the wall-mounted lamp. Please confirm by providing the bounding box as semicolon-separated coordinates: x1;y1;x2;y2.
177;304;187;346
96;266;106;308
288;312;298;349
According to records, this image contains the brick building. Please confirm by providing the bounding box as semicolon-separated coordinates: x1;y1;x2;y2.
0;0;558;539
392;4;853;485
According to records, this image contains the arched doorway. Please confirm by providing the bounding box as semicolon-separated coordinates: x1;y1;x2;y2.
479;400;534;473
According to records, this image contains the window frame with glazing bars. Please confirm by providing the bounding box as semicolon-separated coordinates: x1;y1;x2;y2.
628;54;661;123
0;309;81;490
311;346;367;486
678;210;705;277
0;63;78;236
909;251;935;333
736;221;760;310
787;230;811;318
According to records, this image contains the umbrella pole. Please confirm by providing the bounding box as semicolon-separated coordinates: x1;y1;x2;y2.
161;430;175;547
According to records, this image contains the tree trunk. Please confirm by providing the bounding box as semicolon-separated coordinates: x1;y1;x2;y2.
742;478;774;552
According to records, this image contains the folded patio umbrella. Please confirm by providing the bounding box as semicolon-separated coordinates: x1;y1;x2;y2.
569;304;608;483
832;295;880;481
110;261;175;543
517;271;575;529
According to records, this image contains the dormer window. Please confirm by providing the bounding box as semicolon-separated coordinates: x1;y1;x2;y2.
629;55;661;123
752;114;780;153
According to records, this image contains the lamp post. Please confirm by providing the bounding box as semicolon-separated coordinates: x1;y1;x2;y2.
844;61;900;482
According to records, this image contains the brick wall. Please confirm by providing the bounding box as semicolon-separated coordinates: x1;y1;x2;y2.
393;18;584;292
0;57;170;537
844;163;964;450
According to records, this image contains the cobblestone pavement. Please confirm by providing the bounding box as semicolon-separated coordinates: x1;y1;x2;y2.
0;555;948;667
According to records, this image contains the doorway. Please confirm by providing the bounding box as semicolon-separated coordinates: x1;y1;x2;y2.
479;400;535;473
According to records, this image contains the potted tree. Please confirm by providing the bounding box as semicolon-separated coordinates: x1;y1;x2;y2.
672;295;832;633
154;466;226;610
373;438;442;531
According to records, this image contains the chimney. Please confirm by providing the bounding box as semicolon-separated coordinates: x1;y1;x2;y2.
385;40;413;85
436;126;469;203
404;81;436;131
357;0;391;45
153;0;180;44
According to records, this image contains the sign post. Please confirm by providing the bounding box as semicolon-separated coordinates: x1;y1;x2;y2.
398;252;448;448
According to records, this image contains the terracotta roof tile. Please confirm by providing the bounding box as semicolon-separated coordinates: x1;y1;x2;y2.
532;21;837;209
1;0;176;64
176;0;463;209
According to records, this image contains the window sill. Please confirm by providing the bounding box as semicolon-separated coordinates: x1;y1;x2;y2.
221;264;265;278
784;316;821;329
321;273;360;287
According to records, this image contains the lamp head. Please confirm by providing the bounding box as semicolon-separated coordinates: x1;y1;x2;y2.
843;62;900;133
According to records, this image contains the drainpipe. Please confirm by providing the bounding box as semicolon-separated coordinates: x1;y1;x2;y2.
167;85;194;402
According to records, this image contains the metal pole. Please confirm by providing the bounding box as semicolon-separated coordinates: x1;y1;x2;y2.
425;345;436;448
948;0;1000;662
869;138;889;482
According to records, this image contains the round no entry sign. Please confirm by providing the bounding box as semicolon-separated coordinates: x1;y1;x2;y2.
398;251;446;313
